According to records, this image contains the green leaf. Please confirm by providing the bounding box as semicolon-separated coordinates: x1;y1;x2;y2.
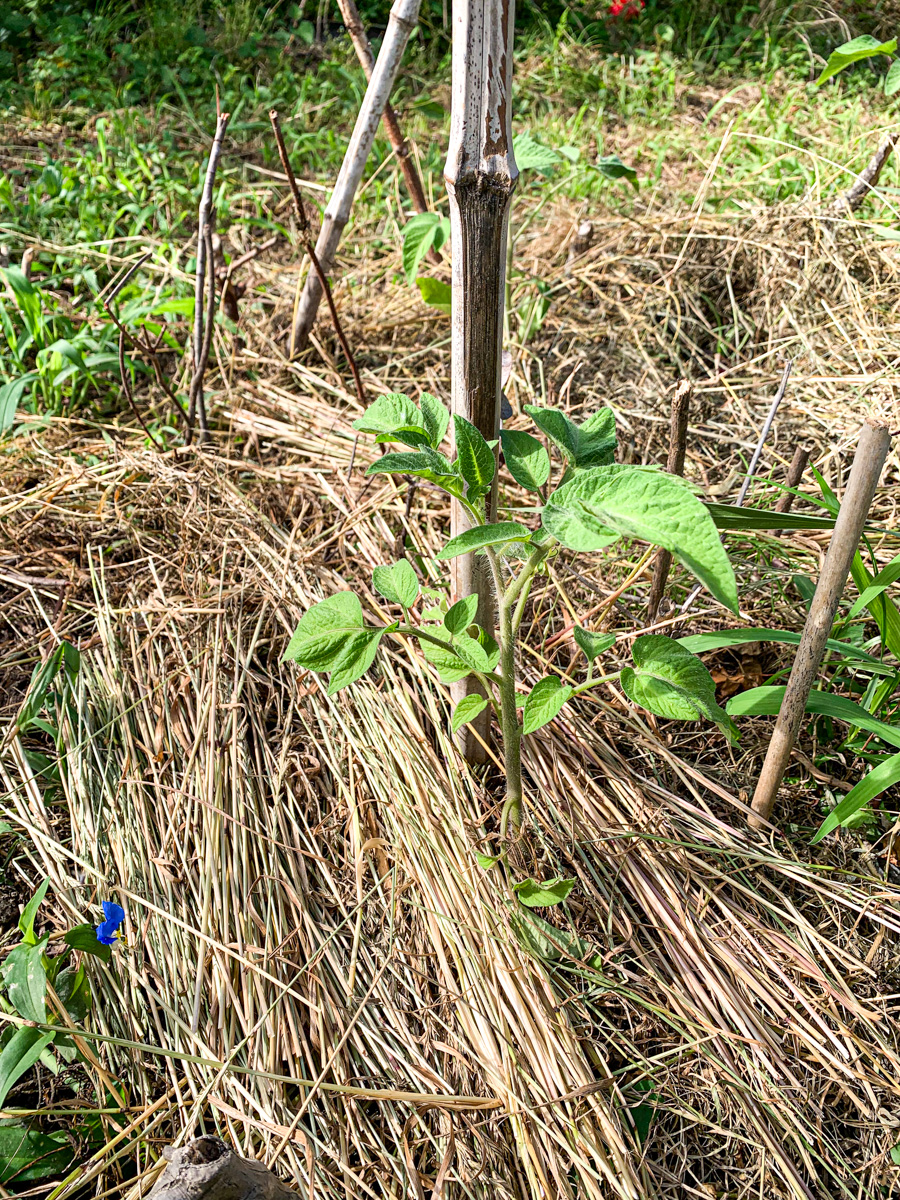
811;752;900;844
444;594;479;635
55;964;91;1022
63;923;112;964
326;628;388;695
451;632;491;671
415;277;452;313
1;268;42;339
17;648;67;735
3;940;48;1023
816;36;897;87
544;466;739;613
452;694;487;732
513;876;576;908
522;676;573;735
366;448;460;489
0;1123;75;1183
891;1142;900;1167
678;628;892;673
435;521;531;560
18;881;48;946
621;636;739;743
886;59;900;96
509;907;590;961
705;502;840;532
475;851;502;869
0;1030;55;1111
352;393;423;439
595;154;638;190
402;213;442;285
283;593;364;669
726;687;900;750
419;392;450;449
0;374;35;434
524;404;616;469
574;627;616;664
372;560;419;608
453;415;495;498
474;626;501;672
513;131;560;173
500;429;551;491
420;629;471;683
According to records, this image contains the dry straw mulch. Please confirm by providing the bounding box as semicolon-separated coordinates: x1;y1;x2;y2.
2;200;900;1199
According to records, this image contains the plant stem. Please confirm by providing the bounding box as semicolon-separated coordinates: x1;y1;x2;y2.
497;592;523;838
483;542;553;839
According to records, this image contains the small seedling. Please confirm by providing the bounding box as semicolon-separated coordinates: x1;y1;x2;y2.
285;391;739;853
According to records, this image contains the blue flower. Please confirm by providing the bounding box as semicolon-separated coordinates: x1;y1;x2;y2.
96;901;125;946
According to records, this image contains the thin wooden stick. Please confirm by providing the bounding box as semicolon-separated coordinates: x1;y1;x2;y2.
335;0;436;229
831;132;898;215
749;420;892;831
681;360;792;614
269;111;366;407
647;379;692;623
735;360;793;506
774;444;810;513
291;0;422;351
187;112;230;446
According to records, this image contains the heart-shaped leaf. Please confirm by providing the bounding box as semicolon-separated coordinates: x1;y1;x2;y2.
620;635;738;743
522;676;573;735
513;876;576;908
372;560;419;608
444;594;479;635
574;628;616;664
500;429;551;491
452;694;488;732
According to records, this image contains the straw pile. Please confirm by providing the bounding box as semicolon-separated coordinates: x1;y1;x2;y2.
2;195;900;1200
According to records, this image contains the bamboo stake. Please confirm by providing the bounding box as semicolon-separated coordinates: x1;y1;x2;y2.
187;112;229;446
647;379;692;623
749;419;892;830
291;0;422;351
335;0;436;225
445;0;517;762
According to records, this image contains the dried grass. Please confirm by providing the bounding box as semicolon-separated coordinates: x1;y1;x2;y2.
2;183;900;1200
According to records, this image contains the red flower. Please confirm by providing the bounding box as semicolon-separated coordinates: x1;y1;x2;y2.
608;0;644;17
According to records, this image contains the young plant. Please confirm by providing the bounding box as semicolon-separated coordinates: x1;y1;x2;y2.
0;882;119;1109
284;391;740;842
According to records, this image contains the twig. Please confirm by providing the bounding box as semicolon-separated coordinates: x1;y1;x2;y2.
681;361;792;614
269;110;366;407
749;420;892;831
735;360;793;506
187;111;230;446
225;236;278;277
98;253;189;435
647;379;692;623
831;132;898;216
118;329;163;449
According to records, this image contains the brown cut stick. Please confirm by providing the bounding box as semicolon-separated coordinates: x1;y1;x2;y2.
269;111;366;407
775;444;810;513
647;380;692;623
750;420;892;830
